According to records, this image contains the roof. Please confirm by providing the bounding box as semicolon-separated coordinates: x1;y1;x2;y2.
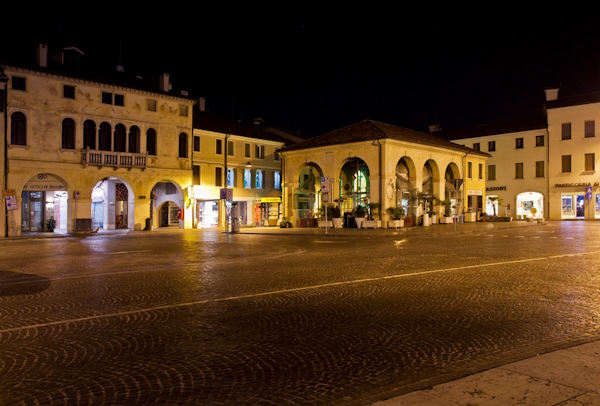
279;119;490;157
436;116;548;141
546;92;600;109
194;110;292;145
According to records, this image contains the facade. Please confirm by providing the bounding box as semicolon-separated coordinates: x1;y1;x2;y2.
279;120;489;227
1;44;196;237
439;117;549;220
192;110;288;228
547;90;600;220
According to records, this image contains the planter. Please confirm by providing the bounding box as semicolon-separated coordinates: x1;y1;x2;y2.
422;213;429;227
430;214;437;224
363;219;379;229
318;220;333;228
537;218;545;223
464;212;477;223
440;216;453;224
355;217;365;229
332;218;344;228
387;219;404;228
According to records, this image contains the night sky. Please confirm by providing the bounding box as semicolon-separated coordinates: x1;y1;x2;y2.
3;10;600;137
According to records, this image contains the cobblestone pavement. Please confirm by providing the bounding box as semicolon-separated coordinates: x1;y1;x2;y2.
1;222;599;405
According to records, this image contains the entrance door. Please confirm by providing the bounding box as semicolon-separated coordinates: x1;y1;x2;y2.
29;192;44;231
576;195;585;218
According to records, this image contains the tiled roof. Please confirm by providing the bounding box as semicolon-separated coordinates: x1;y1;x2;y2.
194;110;291;145
436;116;548;141
546;92;600;109
279;119;489;156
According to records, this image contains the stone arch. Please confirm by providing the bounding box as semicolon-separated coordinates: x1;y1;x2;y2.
337;157;371;214
515;190;545;220
19;173;70;233
150;180;185;228
293;162;324;224
394;156;418;220
91;176;136;230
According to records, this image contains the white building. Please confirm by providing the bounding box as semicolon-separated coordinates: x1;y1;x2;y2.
440;117;549;220
0;44;196;237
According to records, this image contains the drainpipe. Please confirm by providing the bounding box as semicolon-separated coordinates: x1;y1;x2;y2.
1;68;8;237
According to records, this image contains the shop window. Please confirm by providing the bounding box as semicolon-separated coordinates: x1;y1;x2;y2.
488;165;496;180
536;161;544;178
274;171;281;190
515;162;524;179
488;141;495;152
585;121;595;138
515;137;524;149
473;142;480;151
215;167;223;187
63;85;75;99
536;135;544;146
255;170;264;189
10;112;26;145
178;132;188;158
61;118;75;149
585;153;595;172
147;128;157;155
562;123;571;140
244;169;251;188
562;195;573;214
562;155;571;173
227;168;235;187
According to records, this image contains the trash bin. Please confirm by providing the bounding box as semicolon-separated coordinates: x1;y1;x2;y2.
343;212;353;228
232;217;239;233
144;217;152;231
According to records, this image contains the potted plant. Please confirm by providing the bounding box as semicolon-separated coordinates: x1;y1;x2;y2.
386;206;404;228
354;205;366;228
332;205;343;228
364;202;381;228
46;216;56;232
439;198;453;224
529;207;537;222
318;204;333;228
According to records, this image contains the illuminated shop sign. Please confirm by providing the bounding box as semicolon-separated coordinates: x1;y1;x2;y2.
555;182;599;188
486;186;507;191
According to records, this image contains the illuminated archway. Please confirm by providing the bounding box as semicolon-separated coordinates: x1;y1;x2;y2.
338;158;370;214
516;191;544;220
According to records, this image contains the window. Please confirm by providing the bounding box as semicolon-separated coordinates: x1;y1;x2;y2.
536;161;544;178
61;118;75;149
585;121;595;138
488;141;495;152
128;126;140;153
473;142;480;151
101;92;112;104
114;124;126;152
179;105;188;117
215;167;222;187
178;132;188;158
478;163;483;180
255;170;264;189
245;143;251;158
10;112;26;145
227;140;234;156
536;135;544;146
147;99;157;112
147;128;157;155
83;120;96;149
585;153;595;172
63;85;75;99
515;162;524;179
274;151;280;161
114;94;124;106
255;144;264;159
562;155;571;173
193;165;201;185
244;169;252;188
467;162;473;178
562;123;571;140
99;122;111;151
227;168;235;187
12;76;26;91
515;137;524;149
215;139;222;155
274;171;281;190
193;136;200;152
488;165;496;181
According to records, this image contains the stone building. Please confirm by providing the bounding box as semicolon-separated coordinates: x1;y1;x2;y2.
0;44;196;236
279;120;488;227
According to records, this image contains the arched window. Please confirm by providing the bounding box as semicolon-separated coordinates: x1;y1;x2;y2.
83;120;96;149
11;112;26;145
61;118;76;149
128;126;140;153
146;128;157;156
99;122;111;151
114;123;126;152
178;132;187;158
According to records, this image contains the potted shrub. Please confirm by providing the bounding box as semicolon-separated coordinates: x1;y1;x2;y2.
364;202;381;228
529;207;537;222
354;205;366;229
386;206;404;228
439;198;453;224
332;205;343;228
46;216;56;232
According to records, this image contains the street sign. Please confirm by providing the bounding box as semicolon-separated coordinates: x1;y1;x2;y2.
322;191;329;203
321;184;330;193
454;179;464;190
321;176;330;186
220;188;233;202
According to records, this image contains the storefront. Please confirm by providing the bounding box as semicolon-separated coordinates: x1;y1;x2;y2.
255;197;281;226
555;183;598;220
20;175;68;232
196;200;219;227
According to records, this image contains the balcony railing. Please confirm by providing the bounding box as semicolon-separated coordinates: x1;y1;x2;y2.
81;148;147;170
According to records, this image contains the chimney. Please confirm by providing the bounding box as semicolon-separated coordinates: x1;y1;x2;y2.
545;88;559;102
159;73;170;92
36;44;48;68
198;97;206;111
428;124;441;133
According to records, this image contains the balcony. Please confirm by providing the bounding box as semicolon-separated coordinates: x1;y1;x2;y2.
81;148;147;170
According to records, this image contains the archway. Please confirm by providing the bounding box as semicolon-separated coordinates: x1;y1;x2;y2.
294;163;324;226
20;173;69;233
91;177;135;230
338;158;370;215
395;157;417;221
151;181;184;228
516;191;544;220
444;163;461;216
